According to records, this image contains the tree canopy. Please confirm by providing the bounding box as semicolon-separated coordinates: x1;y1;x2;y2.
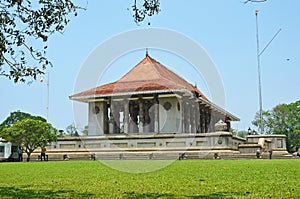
132;0;160;23
66;123;79;137
252;100;300;152
0;111;57;161
0;0;81;83
1;0;270;83
0;110;45;127
0;0;161;83
3;118;57;161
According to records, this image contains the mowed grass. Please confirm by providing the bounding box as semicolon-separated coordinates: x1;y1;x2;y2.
0;159;299;198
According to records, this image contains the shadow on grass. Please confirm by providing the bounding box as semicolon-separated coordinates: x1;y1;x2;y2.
0;186;94;198
125;191;244;199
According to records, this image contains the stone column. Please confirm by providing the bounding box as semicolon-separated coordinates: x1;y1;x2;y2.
199;107;203;133
210;111;215;132
109;100;114;134
113;103;120;134
129;102;139;133
154;94;159;133
180;99;185;133
97;102;105;135
144;102;150;133
103;101;109;134
205;109;211;133
203;109;208;133
123;99;129;134
190;103;194;133
185;100;190;133
138;99;144;133
195;103;200;133
202;109;205;133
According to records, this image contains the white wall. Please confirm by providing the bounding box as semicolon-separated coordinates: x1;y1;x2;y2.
0;142;12;158
88;102;105;135
159;97;181;133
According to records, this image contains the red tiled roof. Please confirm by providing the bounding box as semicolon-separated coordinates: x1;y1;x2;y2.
70;55;207;99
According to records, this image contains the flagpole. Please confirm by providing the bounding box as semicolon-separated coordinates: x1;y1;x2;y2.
255;10;263;134
46;72;49;121
255;10;281;134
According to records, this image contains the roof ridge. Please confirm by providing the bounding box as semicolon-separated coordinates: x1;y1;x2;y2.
70;55;208;101
152;60;195;89
149;57;167;82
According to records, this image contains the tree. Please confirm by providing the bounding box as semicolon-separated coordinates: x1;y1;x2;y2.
252;110;272;134
0;110;45;127
66;124;79;137
252;100;300;152
81;125;89;136
0;0;162;83
2;118;57;161
0;0;81;83
0;110;45;136
2;0;270;83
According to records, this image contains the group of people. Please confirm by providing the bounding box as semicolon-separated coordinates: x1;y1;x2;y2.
5;146;47;162
5;147;23;162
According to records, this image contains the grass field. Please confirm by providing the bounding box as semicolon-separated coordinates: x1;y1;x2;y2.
0;159;299;198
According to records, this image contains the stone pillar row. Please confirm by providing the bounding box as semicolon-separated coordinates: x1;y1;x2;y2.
100;96;220;134
180;98;200;134
104;96;160;134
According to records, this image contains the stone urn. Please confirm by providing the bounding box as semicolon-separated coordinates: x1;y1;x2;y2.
215;120;228;132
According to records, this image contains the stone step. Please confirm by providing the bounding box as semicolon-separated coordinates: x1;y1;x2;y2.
26;150;293;161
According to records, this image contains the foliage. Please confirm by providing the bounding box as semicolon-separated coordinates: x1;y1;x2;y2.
58;129;67;137
252;100;300;152
66;124;79;137
231;129;249;138
252;110;272;134
81;125;88;136
132;0;160;23
0;110;46;137
0;0;162;83
0;160;299;198
0;0;82;83
0;110;45;127
2;118;57;161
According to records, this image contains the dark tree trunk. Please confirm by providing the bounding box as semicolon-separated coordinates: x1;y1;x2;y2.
26;153;31;162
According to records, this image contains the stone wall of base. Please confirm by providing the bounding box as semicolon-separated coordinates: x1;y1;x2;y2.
30;132;291;160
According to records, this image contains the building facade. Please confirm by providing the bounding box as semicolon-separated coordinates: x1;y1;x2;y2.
70;54;239;136
51;54;290;160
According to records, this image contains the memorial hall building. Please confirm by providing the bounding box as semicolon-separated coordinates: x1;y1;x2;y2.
70;54;239;135
38;54;288;160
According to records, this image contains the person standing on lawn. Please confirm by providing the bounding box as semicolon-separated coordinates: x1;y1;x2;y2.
40;146;47;161
17;147;23;162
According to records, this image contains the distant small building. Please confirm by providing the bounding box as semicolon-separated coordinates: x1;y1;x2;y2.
0;140;12;160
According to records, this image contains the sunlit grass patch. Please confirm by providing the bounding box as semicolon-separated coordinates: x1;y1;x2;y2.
0;159;299;198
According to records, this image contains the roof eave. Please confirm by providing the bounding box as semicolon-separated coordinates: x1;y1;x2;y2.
198;97;240;121
69;89;192;102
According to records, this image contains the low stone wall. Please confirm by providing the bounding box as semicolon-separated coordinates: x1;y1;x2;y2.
247;134;287;151
49;132;244;152
32;132;290;160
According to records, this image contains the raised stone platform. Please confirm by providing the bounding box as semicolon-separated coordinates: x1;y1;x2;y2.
29;132;291;160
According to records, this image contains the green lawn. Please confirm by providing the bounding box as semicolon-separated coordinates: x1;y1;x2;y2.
0;159;299;198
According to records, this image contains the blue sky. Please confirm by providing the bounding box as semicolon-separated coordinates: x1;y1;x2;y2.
1;1;299;133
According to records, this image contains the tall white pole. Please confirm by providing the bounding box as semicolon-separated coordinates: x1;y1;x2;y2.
255;10;281;134
46;72;49;121
255;10;263;134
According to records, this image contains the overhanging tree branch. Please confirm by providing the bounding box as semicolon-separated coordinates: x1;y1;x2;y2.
0;0;85;83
